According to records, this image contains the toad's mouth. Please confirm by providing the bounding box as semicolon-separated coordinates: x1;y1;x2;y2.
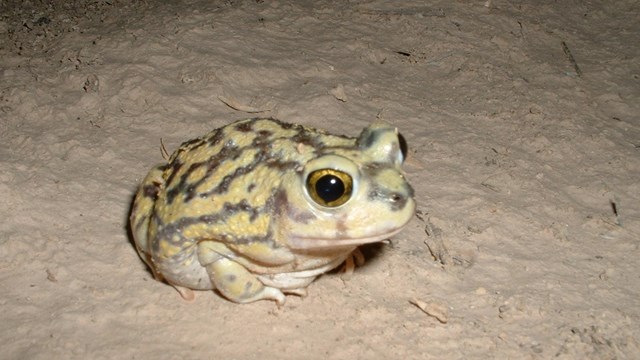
287;225;408;250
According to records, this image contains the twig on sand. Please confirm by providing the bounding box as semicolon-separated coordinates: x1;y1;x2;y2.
218;95;272;113
160;138;170;160
561;41;582;77
610;197;622;226
409;298;449;324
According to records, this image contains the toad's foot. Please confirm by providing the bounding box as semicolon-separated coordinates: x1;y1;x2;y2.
173;285;195;302
283;287;308;298
341;248;366;280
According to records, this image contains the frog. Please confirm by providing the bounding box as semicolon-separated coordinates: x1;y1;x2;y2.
130;118;415;305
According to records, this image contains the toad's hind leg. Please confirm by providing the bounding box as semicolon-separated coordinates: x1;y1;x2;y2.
198;242;286;305
207;258;286;305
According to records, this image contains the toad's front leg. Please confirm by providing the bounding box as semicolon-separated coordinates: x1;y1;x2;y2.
198;242;286;305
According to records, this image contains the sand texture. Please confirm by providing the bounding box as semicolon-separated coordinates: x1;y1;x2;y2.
1;0;639;358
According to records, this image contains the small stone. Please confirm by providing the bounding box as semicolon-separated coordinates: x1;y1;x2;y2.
329;84;347;102
83;74;99;93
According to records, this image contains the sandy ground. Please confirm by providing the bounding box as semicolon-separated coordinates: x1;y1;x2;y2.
1;0;639;358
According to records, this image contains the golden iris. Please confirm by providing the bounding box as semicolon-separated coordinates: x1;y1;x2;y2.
306;169;353;207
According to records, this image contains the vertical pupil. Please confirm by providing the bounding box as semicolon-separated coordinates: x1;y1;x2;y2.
316;175;344;202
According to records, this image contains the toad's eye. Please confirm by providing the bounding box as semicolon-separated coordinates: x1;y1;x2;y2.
306;169;353;207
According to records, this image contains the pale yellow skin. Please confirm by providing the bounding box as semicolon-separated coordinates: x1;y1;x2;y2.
130;118;415;305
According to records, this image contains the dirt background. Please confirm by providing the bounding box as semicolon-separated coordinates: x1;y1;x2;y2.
1;0;639;358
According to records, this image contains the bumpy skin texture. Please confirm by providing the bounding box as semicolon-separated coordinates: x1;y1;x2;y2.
130;118;415;305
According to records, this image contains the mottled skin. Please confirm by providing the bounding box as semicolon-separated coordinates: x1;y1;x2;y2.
130;118;415;305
